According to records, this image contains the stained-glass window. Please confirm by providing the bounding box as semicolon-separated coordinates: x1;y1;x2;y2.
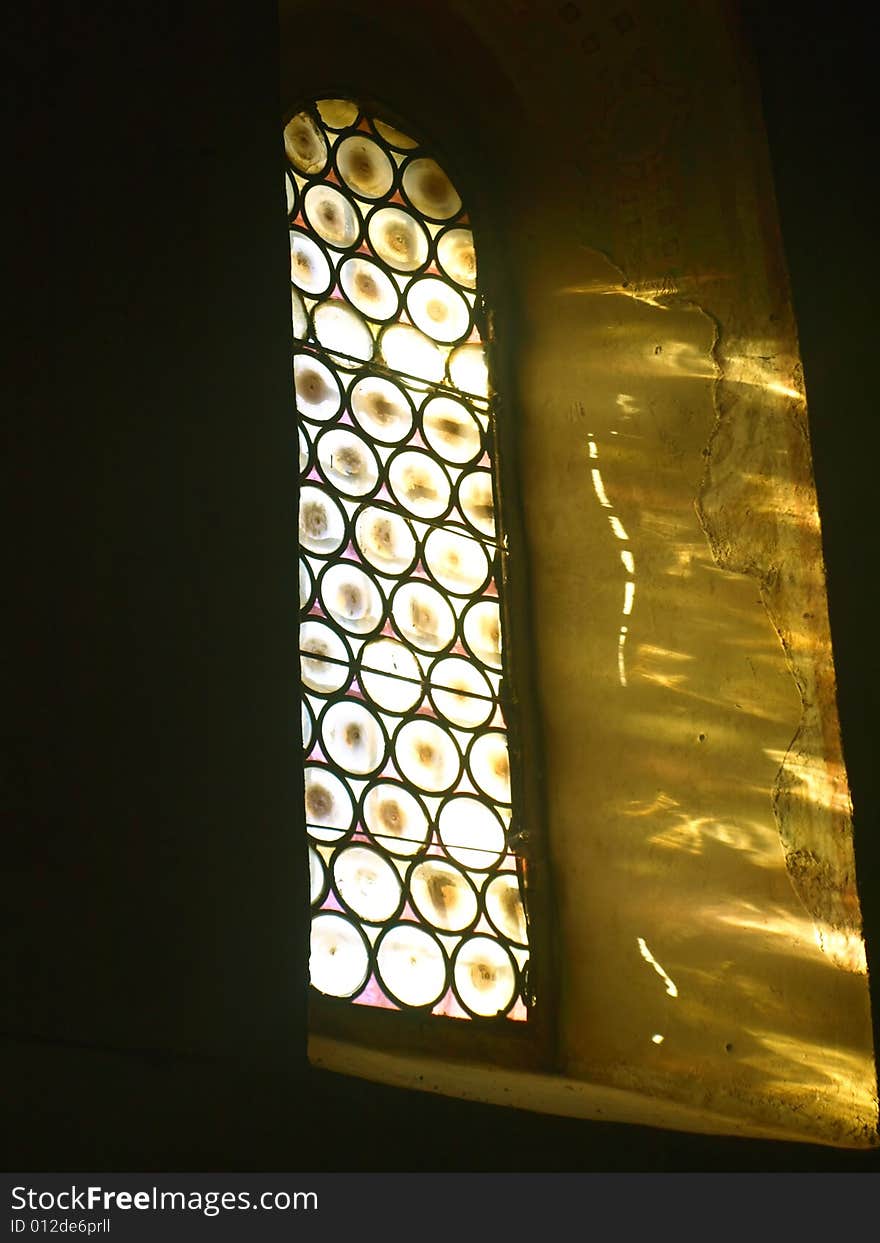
289;98;531;1022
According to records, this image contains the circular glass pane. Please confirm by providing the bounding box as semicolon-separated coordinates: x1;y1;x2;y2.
376;923;447;1007
313;300;374;362
462;599;502;668
360;638;422;713
298;425;310;475
368;206;429;272
387;450;451;519
303;182;361;249
319;563;384;635
409;859;478;932
449;342;489;398
301;698;314;751
458;469;496;536
310;913;370;998
304;766;354;837
294;353;341;422
337;135;394;200
285;171;297;217
380;324;444;384
300;619;351;694
429;656;494;728
350;375;413;443
423;528;489;595
321;701;386;775
421;396;482;464
354;506;417;575
291;287;308;340
298;556;313;609
453;935;517;1017
468;731;511;803
340;256;400;321
374;118;418;149
308;845;326;905
438;796;506;869
485;873;528;946
394;718;461;793
363;782;430;856
406;277;470;344
284;111;327;175
299;484;347;556
316;97;359;128
390;581;455;653
437;227;477;289
402;157;461;220
315;427;379;497
333;845;402;923
290;229;332;296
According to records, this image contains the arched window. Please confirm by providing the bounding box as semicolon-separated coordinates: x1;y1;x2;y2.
289;98;533;1024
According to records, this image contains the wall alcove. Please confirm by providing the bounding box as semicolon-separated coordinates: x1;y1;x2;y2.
282;0;878;1148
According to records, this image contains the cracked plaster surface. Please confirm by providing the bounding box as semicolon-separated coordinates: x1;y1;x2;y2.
454;0;876;1143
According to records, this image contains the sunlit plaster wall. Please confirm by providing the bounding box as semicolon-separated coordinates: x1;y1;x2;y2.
288;0;877;1145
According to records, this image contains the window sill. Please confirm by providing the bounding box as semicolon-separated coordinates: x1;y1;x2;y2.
309;1034;879;1150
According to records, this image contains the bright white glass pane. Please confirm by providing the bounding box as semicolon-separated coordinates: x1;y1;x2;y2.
430;656;493;728
360;638;422;712
406;277;470;344
313;300;374;362
334;846;402;922
321;701;385;775
381;323;444;383
310;913;370;997
469;731;511;803
423;528;489;594
449;342;489;398
454;935;516;1016
363;783;430;856
395;719;460;793
376;924;446;1007
438;796;506;870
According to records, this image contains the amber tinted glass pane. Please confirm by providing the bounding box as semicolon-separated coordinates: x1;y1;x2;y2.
289;98;529;1021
